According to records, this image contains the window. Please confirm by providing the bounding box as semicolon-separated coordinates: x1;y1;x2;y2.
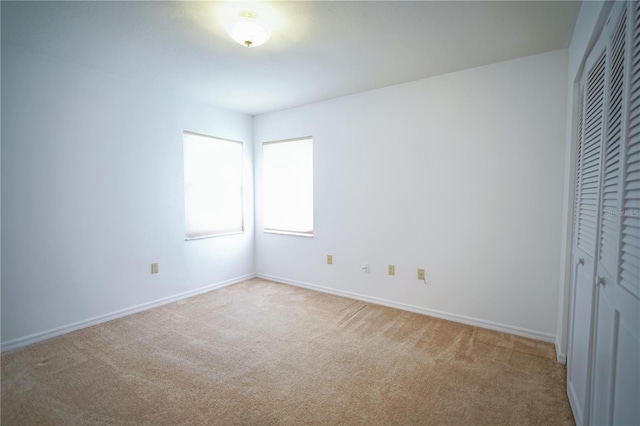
262;137;313;236
183;132;243;239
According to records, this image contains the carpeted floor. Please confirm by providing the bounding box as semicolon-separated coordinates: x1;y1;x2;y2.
1;278;574;425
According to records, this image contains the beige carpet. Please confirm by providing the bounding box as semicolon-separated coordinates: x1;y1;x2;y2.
1;278;574;425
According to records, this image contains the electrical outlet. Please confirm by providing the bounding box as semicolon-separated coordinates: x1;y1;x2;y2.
417;268;425;280
362;263;370;273
151;263;159;274
327;255;333;265
388;265;395;276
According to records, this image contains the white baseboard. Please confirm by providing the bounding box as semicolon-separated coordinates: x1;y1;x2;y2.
555;336;567;364
257;273;557;344
4;273;560;355
1;273;256;353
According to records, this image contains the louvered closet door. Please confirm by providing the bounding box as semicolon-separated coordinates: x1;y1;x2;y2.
591;2;640;424
568;35;607;425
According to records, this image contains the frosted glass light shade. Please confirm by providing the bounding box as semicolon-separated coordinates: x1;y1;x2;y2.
231;11;271;48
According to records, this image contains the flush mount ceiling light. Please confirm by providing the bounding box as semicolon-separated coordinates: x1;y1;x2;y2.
230;11;271;48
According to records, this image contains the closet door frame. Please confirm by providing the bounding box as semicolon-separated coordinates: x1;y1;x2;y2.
566;2;639;424
567;30;608;426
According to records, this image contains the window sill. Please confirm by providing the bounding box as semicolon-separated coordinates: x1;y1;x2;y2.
264;229;314;238
185;231;244;241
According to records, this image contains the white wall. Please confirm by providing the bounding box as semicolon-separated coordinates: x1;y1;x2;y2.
1;46;254;348
254;50;568;340
1;43;571;349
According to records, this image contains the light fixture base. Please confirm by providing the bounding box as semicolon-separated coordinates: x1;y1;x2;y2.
230;10;271;48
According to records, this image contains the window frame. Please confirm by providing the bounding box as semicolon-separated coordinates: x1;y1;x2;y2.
262;136;314;237
183;131;244;240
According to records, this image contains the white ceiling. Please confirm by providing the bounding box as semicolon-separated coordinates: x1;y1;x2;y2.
2;1;581;115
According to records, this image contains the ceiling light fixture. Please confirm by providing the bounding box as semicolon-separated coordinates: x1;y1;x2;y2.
230;11;271;48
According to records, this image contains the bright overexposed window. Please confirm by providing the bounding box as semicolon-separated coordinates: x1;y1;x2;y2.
263;137;313;236
183;132;243;239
